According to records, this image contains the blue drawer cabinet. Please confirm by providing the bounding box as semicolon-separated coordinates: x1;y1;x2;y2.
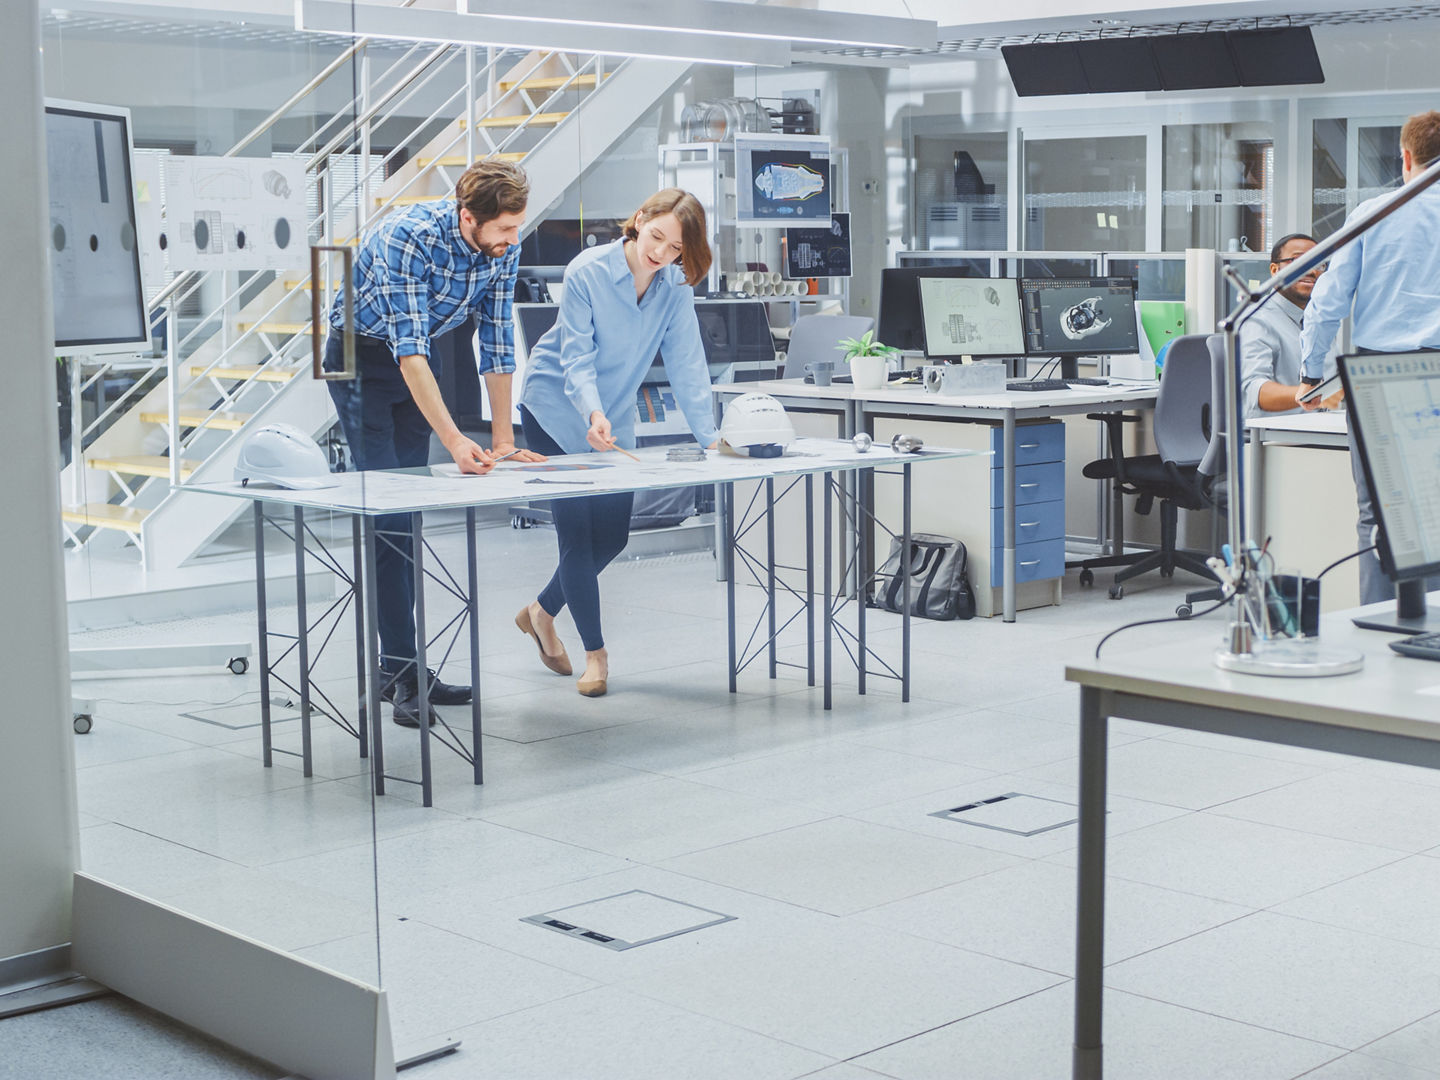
990;422;1064;591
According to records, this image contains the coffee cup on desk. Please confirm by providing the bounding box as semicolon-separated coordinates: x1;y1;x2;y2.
804;360;835;386
923;366;945;394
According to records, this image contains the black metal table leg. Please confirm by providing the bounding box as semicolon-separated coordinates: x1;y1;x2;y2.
293;507;312;778
362;518;385;796
352;515;368;761
467;507;483;786
255;502;272;768
412;513;432;807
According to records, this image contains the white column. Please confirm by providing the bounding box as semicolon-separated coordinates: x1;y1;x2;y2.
0;0;82;966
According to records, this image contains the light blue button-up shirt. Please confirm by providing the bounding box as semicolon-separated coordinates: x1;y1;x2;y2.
1241;295;1336;417
1300;183;1440;377
519;240;720;453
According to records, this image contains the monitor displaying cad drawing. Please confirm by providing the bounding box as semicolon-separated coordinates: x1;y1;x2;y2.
784;214;851;279
45;99;151;355
733;134;831;226
1020;277;1139;356
1339;351;1440;584
918;277;1024;359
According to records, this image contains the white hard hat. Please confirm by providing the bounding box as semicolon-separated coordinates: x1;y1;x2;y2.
234;423;337;490
720;393;796;458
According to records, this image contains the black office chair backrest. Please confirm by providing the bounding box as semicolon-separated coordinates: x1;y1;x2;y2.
1197;333;1228;480
784;314;874;376
1152;333;1214;468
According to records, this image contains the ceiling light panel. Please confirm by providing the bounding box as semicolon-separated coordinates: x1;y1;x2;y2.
297;0;791;66
457;0;937;51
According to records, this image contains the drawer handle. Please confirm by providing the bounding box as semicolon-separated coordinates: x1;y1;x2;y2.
1019;442;1039;449
1020;560;1041;567
1020;521;1039;528
1019;482;1039;489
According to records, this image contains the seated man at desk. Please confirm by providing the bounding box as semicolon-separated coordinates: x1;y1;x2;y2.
1241;233;1339;417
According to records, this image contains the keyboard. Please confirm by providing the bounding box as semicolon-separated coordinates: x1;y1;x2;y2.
1065;377;1110;386
1389;630;1440;661
1007;379;1071;392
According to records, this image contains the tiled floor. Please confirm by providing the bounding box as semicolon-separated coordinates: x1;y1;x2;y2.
17;519;1440;1078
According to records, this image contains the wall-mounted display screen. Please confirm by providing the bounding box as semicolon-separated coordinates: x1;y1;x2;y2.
733;134;831;226
45;99;151;355
918;277;1024;359
783;213;851;279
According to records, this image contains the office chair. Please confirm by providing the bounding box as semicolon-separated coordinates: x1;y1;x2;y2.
783;314;875;379
1177;333;1231;617
1075;333;1223;600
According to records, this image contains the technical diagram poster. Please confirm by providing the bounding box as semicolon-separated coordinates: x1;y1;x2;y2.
918;277;1024;358
164;156;308;271
130;152;165;296
734;134;830;225
784;213;851;278
45;103;149;350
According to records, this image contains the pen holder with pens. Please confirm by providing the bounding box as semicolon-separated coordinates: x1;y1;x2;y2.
1263;572;1321;639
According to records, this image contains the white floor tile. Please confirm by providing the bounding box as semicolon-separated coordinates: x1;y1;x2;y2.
1214;770;1440;851
1360;1010;1440;1074
1105;911;1440;1047
477;776;827;862
405;986;834;1080
659;817;1022;916
853;860;1251;975
619;917;1061;1059
854;982;1340;1080
1275;855;1440;950
684;740;993;814
1017;735;1324;810
1056;811;1408;907
1294;1054;1440;1079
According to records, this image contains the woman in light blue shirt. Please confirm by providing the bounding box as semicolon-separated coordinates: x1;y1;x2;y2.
515;189;720;697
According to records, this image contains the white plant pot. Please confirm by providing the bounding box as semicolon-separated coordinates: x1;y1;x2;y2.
849;354;889;390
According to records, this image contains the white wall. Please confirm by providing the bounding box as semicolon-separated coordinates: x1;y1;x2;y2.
1;0;82;964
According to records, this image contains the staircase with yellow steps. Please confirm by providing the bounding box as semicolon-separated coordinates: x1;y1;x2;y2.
87;455;200;481
459;111;569;129
189;364;299;383
498;72;605;92
236;321;310;337
138;410;252;432
62;503;149;534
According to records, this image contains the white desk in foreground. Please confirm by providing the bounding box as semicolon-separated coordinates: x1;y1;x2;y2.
1066;598;1440;1078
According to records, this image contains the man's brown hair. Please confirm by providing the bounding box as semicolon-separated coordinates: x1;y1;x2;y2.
623;188;712;286
1401;110;1440;169
455;160;529;223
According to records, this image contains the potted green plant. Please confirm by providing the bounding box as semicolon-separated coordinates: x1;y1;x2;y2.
837;330;899;390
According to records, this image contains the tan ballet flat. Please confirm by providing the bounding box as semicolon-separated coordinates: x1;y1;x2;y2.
576;673;608;697
515;607;573;676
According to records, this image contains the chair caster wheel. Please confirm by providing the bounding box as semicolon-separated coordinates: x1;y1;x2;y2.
1108;584;1124;600
228;656;249;675
1176;603;1193;619
73;714;93;734
1078;569;1094;587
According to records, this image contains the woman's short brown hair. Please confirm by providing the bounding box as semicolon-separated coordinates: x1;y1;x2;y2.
455;160;529;224
1402;110;1440;170
623;188;712;286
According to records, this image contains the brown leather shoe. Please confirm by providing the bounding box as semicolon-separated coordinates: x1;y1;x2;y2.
576;673;607;697
515;606;573;676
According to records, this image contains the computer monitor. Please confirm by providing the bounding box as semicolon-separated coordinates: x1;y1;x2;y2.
660;298;775;382
1338;351;1440;634
917;277;1024;360
733;134;831;226
45;99;151;356
877;265;974;353
1020;276;1139;377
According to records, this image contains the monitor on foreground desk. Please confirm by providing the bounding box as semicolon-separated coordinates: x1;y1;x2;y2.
1340;350;1440;634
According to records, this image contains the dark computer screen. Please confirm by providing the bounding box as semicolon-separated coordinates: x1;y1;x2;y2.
1339;351;1440;585
518;218;625;268
515;303;559;356
1020;277;1139;357
878;265;974;352
917;277;1024;359
660;299;775;381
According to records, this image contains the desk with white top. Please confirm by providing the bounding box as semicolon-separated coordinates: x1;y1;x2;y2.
1245;410;1358;610
715;379;1160;621
1067;597;1440;1078
192;438;981;804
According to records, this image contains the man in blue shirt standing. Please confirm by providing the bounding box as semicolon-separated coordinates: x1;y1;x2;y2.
324;160;544;726
1298;110;1440;604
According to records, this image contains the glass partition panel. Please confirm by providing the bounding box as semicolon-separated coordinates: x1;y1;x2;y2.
1023;134;1146;251
51;3;399;1071
913;132;1008;251
1105;255;1187;301
1162;122;1274;254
